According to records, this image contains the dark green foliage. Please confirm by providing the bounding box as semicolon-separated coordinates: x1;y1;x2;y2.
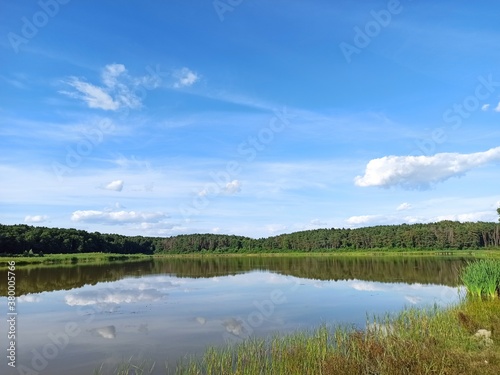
159;221;500;253
1;220;500;256
0;224;162;255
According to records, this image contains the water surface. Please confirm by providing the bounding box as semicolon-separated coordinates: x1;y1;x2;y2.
1;256;466;375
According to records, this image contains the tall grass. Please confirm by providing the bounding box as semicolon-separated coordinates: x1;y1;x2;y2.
461;259;500;299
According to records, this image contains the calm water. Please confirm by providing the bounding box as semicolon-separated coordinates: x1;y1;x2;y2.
1;256;467;375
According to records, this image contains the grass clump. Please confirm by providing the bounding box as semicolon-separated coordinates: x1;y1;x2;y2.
93;357;156;375
461;259;500;299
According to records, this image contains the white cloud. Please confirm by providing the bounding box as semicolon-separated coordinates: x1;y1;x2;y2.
266;224;287;234
351;281;384;292
481;104;490;111
434;211;495;222
24;215;49;223
104;180;124;192
65;288;164;306
62;78;120;110
495;102;500;112
346;215;381;225
17;294;41;303
71;209;166;224
173;67;199;88
102;64;127;87
61;63;154;111
91;326;116;339
225;179;241;194
404;216;424;224
397;202;412;211
355;147;500;189
405;296;422;304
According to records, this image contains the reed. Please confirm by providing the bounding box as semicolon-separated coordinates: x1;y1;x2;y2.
461;259;500;299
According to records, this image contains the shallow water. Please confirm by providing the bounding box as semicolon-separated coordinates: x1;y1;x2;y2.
1;256;466;375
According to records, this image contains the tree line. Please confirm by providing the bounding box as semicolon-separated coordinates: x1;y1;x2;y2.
0;224;161;255
1;220;499;256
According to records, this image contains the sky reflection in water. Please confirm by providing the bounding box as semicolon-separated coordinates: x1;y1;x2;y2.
6;271;460;375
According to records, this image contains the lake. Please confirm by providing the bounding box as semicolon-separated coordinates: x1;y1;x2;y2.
1;255;467;375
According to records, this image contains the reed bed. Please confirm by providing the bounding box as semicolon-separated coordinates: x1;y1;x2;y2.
461;259;500;299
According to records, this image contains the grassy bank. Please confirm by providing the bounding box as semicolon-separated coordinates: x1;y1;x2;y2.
2;248;500;268
153;249;500;259
0;252;150;267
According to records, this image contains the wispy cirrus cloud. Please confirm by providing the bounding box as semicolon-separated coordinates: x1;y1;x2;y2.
103;180;124;192
355;147;500;189
397;202;412;211
60;63;160;111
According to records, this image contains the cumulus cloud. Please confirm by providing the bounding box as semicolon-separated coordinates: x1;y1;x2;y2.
223;318;247;337
173;67;199;88
104;180;124;192
90;325;116;339
351;281;384;292
71;209;166;224
346;215;381;225
61;63;159;111
225;180;241;194
24;215;49;223
354;147;500;189
65;288;164;306
397;202;412;211
434;211;495;222
17;294;41;303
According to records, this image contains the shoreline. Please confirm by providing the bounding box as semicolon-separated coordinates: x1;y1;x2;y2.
2;248;500;268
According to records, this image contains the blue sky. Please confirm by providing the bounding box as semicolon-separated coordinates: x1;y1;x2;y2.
1;0;500;238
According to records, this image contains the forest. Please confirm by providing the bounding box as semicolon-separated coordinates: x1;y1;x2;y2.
1;220;500;256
